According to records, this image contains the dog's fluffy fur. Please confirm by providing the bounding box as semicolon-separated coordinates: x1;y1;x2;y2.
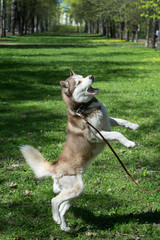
20;70;139;232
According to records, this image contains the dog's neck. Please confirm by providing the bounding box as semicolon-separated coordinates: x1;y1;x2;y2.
62;90;96;113
75;98;94;114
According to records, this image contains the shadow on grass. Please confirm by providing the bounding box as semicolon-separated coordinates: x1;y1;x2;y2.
72;206;160;232
1;192;159;236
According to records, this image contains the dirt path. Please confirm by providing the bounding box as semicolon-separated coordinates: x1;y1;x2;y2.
0;42;145;47
0;38;156;47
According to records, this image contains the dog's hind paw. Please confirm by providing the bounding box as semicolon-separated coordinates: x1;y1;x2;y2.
61;225;71;232
52;211;61;225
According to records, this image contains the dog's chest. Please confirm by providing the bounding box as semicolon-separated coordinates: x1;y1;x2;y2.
86;102;110;131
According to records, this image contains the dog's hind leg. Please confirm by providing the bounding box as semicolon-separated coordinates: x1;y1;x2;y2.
59;200;72;232
109;117;140;130
53;178;61;194
51;174;84;232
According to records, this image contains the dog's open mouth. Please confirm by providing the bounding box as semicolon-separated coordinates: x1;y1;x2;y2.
87;86;99;95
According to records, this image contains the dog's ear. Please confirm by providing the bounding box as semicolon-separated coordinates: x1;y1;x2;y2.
59;81;70;96
69;69;75;77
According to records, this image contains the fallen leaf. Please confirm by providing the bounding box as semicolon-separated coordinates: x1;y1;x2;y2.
86;232;97;237
6;218;15;225
116;231;121;237
21;114;27;118
9;182;17;188
50;234;55;240
120;149;126;153
24;190;30;196
11;164;19;168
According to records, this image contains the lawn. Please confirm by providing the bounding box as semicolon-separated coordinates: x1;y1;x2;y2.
0;34;160;240
0;33;143;45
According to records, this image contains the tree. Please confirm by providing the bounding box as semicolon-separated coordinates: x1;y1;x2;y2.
11;0;16;35
0;0;58;37
0;0;6;37
138;0;160;48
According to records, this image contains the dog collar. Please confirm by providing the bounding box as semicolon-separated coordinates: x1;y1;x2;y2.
76;98;94;115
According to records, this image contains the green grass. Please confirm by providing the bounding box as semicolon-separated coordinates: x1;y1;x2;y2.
0;33;160;240
0;33;143;45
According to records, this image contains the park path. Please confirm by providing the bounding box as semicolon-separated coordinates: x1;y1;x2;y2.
0;42;145;47
0;39;157;47
0;38;147;47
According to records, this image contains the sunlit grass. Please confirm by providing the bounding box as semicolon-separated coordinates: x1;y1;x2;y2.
0;33;143;45
0;33;160;239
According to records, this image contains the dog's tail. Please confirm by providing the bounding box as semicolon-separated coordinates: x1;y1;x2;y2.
20;145;53;178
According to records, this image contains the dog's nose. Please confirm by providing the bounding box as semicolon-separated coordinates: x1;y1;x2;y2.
89;75;94;80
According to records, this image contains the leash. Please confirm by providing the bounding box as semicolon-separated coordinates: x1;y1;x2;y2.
76;110;160;193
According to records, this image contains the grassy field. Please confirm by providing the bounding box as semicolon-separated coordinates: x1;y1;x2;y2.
0;33;160;240
0;33;143;45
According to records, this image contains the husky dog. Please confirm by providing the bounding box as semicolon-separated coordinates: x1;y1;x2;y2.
20;69;139;232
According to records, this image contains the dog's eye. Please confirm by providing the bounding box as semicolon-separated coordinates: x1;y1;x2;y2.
77;81;82;85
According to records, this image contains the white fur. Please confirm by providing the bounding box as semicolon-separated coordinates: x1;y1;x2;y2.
52;174;83;232
20;145;52;178
72;75;94;103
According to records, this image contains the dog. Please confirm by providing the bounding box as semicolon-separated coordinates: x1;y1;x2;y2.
20;69;140;232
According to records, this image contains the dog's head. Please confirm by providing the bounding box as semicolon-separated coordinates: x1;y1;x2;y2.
59;69;99;104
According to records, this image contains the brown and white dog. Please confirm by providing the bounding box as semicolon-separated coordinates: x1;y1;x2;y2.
20;69;139;232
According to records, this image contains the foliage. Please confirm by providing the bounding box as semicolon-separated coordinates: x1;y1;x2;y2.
0;0;58;36
138;0;160;19
0;33;160;239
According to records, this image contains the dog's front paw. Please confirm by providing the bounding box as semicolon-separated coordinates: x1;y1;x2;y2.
125;141;136;148
131;123;140;131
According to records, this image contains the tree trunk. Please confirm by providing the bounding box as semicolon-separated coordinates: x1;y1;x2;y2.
145;17;150;47
17;0;23;35
11;0;16;35
87;21;91;34
0;1;2;37
135;25;139;42
36;16;39;33
131;32;134;42
31;17;34;33
105;18;109;38
118;22;123;40
84;21;88;33
93;21;97;34
45;18;48;32
24;21;28;34
0;0;6;37
40;19;44;32
17;14;22;35
157;19;160;50
110;20;116;38
7;12;11;32
90;21;94;34
151;18;156;48
98;17;103;35
125;18;129;41
77;23;79;33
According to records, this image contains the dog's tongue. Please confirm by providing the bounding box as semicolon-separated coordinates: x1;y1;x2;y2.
87;86;99;94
